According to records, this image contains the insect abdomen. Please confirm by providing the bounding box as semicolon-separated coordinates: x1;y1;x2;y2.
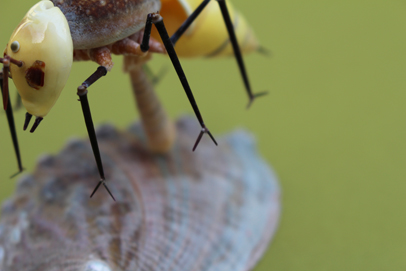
52;0;161;49
154;0;259;57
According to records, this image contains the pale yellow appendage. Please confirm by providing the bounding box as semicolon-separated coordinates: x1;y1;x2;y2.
124;55;176;153
6;0;73;117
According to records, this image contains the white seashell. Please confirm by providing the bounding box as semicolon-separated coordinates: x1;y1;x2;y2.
0;117;280;271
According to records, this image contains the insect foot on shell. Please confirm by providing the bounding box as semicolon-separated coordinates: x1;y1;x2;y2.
0;116;280;271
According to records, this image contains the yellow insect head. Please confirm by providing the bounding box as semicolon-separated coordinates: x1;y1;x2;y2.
6;0;73;117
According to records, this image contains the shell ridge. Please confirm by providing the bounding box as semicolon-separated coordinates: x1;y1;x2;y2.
97;137;148;270
0;118;280;271
159;147;197;271
226;131;281;271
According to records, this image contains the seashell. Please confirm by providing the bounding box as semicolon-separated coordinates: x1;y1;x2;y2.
0;116;280;271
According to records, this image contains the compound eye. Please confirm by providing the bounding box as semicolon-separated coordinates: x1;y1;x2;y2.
10;41;20;53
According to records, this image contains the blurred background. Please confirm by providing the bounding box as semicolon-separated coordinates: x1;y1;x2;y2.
0;0;405;270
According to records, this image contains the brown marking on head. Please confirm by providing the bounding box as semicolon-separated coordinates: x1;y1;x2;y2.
25;60;45;90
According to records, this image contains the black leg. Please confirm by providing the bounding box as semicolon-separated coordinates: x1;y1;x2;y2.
0;69;24;177
141;13;217;151
77;66;115;201
22;113;44;133
170;0;267;108
30;117;43;133
1;60;10;111
170;0;211;45
217;0;267;108
23;112;33;131
0;56;23;111
142;64;168;86
14;93;23;111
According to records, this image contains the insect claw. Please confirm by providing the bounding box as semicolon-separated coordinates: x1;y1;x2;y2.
207;130;218;146
256;46;272;57
192;125;217;151
90;181;102;198
30;116;43;133
246;91;269;109
102;182;116;201
192;130;204;151
23;112;33;131
90;179;115;201
10;168;24;179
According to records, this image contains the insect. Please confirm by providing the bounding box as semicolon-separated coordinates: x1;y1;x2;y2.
1;0;267;199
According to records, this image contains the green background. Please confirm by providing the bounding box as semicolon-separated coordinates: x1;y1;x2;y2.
0;1;405;270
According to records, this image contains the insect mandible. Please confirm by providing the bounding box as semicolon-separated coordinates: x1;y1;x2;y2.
1;0;267;199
